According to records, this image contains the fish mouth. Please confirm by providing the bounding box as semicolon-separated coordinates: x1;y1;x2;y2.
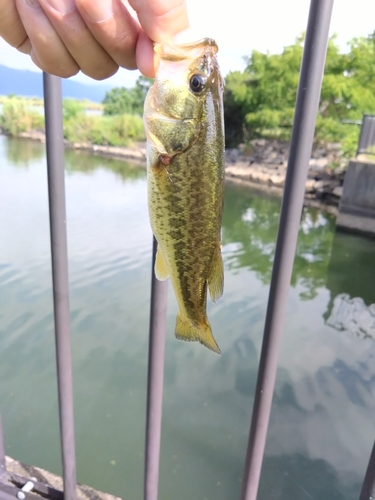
154;38;218;62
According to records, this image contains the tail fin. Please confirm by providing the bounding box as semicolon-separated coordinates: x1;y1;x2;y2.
175;312;221;355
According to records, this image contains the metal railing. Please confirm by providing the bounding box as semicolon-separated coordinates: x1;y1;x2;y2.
0;1;375;499
357;114;375;156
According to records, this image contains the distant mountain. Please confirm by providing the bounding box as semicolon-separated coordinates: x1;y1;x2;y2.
0;65;112;102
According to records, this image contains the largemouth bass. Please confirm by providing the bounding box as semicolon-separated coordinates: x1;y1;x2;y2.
144;38;225;354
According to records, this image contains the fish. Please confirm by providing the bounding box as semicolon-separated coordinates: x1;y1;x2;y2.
143;38;225;354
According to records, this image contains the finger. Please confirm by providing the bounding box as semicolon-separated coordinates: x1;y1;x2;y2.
135;30;155;78
128;0;189;43
75;0;140;70
15;0;79;77
38;0;118;80
0;0;28;49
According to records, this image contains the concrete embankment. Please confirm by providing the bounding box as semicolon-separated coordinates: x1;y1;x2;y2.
336;159;375;236
12;131;350;208
225;139;347;209
4;456;120;500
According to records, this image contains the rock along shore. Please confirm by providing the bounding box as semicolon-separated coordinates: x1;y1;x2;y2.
15;130;346;212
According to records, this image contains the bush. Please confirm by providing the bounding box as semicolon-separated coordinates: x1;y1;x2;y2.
63;98;86;121
0;98;44;135
63;113;145;146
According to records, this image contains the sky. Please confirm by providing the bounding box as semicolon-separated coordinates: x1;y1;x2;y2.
0;0;374;89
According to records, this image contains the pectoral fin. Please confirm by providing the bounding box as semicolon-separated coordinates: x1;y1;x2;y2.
175;312;221;355
155;247;169;281
208;244;224;303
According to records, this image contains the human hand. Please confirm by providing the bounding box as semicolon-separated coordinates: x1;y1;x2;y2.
0;0;190;79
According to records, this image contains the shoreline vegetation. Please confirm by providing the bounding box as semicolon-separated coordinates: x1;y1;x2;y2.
2;32;375;210
2;128;344;213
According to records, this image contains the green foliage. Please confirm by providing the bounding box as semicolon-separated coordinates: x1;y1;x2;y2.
224;38;303;144
0;94;145;147
341;127;360;158
63;113;145;146
131;75;154;114
0;98;44;135
63;98;85;121
103;87;134;115
102;76;153;116
224;31;375;157
223;71;252;145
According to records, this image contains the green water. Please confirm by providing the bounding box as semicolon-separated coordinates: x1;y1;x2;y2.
1;135;375;500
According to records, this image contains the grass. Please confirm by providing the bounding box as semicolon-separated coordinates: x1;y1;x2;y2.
0;95;144;147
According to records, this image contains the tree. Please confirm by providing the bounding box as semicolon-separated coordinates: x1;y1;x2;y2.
102;76;154;116
223;71;252;146
130;76;154;115
224;32;375;155
102;87;134;116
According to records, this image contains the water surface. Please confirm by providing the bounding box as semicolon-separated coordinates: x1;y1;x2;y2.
1;135;375;500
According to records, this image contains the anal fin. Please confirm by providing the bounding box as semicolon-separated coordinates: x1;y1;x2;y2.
155;247;169;281
208;244;224;303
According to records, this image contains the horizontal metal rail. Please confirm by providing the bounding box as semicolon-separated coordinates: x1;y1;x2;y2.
240;1;334;499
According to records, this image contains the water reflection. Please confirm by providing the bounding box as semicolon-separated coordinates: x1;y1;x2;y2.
223;182;336;299
64;148;146;181
4;136;45;167
326;231;375;307
1;135;375;500
259;453;360;500
325;230;375;340
326;294;375;341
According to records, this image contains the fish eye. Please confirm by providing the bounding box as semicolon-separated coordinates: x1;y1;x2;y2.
189;74;207;93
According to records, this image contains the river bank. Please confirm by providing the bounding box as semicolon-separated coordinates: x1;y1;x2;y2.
225;139;346;209
14;130;346;209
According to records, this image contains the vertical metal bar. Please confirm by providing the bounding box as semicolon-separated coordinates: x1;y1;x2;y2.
43;73;77;500
357;115;366;156
359;439;375;500
362;116;370;153
369;116;375;149
367;117;373;149
240;1;333;499
0;414;6;479
144;237;168;500
358;114;370;156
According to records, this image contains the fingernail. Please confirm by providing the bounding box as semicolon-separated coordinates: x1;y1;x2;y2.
81;0;113;23
43;0;75;15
